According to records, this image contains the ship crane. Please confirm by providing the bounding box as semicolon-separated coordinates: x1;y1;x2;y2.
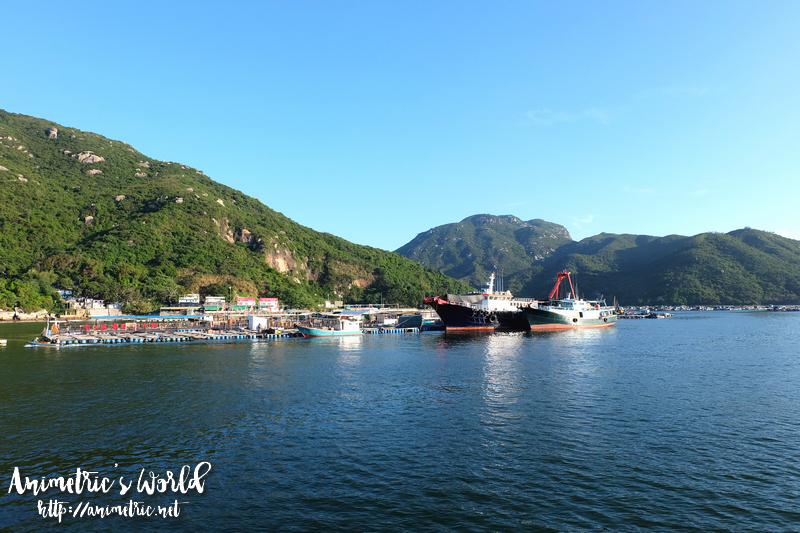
548;270;577;300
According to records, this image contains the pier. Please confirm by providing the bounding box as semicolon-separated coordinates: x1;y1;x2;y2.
26;317;430;347
35;328;303;346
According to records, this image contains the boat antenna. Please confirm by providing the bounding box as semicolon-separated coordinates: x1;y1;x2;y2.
485;272;496;294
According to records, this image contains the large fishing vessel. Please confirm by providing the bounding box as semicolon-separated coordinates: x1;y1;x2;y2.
424;273;535;331
522;270;617;330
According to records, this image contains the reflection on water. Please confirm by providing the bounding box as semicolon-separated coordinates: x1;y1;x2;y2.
482;333;527;408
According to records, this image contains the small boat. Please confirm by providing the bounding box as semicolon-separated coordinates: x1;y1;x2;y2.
25;338;62;347
521;270;617;330
296;315;364;337
24;317;68;347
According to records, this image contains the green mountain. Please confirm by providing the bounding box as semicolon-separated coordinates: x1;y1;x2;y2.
395;214;572;292
398;216;800;305
0;110;469;312
527;229;800;305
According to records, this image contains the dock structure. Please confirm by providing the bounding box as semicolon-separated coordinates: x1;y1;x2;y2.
363;327;420;334
40;328;303;346
35;328;429;346
28;321;428;347
26;310;438;347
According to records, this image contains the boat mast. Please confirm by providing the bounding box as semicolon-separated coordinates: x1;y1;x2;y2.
485;272;495;295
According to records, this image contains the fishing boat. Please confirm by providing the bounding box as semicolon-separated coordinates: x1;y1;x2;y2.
24;317;69;347
25;338;65;347
424;273;535;331
296;315;364;337
521;270;617;330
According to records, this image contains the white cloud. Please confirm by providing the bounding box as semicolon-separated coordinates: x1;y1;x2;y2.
572;214;595;226
525;107;612;125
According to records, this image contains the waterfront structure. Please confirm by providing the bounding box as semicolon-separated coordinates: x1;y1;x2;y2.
259;298;280;312
204;296;226;311
178;294;201;305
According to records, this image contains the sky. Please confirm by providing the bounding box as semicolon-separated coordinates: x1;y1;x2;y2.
4;1;799;250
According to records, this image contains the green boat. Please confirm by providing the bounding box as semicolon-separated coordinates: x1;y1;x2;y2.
522;270;617;330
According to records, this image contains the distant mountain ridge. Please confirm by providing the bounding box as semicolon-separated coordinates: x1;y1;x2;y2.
0;110;469;312
396;214;572;291
397;217;800;305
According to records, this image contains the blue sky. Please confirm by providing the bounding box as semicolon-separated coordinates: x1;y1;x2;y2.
4;1;799;249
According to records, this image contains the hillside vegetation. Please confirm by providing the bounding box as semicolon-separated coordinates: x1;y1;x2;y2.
398;216;800;305
396;214;572;291
0;110;469;312
518;230;800;305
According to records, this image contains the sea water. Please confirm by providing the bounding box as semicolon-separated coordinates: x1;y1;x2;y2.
1;311;799;531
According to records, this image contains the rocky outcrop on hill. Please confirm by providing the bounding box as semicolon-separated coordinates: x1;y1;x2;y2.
239;228;254;243
77;151;105;163
13;308;49;320
45;128;58;139
264;245;299;274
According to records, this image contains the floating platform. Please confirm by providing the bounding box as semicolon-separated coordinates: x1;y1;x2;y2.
618;313;673;319
363;327;420;334
26;328;303;347
25;327;431;347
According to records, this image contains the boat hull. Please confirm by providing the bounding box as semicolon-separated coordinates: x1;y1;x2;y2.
296;325;363;337
25;339;62;347
397;314;423;329
523;307;618;330
429;301;529;332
